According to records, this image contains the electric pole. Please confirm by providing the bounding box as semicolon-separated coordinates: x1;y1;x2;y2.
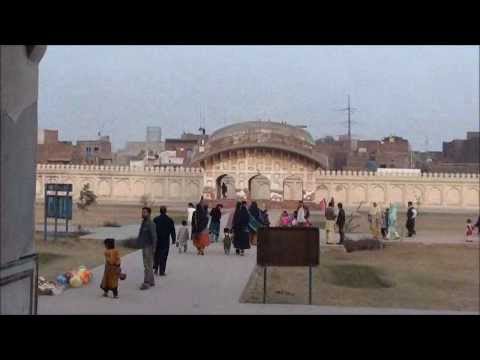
336;95;357;151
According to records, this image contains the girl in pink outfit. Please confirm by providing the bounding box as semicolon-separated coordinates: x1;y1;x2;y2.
465;219;474;242
280;211;290;227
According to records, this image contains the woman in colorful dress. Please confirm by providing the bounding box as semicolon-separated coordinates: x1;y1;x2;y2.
387;203;401;240
192;202;210;255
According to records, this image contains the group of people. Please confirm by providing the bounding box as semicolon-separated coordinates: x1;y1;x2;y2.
99;195;480;298
368;201;417;241
229;200;270;255
279;201;312;227
100;205;178;296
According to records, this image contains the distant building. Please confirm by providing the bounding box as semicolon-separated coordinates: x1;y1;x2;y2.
165;138;201;165
73;136;113;165
442;131;479;164
37;129;75;164
146;126;162;144
315;135;411;171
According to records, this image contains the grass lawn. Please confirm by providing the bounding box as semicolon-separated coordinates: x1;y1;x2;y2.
35;232;136;281
241;242;480;312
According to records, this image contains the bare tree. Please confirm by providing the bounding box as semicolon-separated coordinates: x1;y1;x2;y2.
344;201;365;233
140;194;156;208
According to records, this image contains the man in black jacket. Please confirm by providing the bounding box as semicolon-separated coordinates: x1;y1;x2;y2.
336;203;346;244
153;206;176;276
406;201;417;237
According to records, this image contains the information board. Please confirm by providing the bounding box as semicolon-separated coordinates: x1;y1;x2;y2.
257;227;320;267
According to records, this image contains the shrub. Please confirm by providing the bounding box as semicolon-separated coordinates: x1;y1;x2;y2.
103;221;121;228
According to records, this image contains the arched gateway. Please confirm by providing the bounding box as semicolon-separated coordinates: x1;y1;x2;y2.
216;174;236;199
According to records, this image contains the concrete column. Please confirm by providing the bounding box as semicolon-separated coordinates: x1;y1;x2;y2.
0;45;46;314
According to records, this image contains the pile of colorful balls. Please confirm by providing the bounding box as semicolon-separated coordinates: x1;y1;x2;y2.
56;265;93;289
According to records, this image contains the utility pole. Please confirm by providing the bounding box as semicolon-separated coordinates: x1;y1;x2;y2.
336;95;357;151
347;95;351;143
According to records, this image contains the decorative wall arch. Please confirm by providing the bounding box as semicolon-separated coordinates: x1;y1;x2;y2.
332;184;347;204
464;187;479;207
314;185;329;202
426;186;442;205
114;180;130;198
283;176;303;201
445;186;461;206
97;179;112;198
389;185;403;204
351;185;367;204
370;185;386;205
216;174;236;200
133;180;146;197
249;174;271;200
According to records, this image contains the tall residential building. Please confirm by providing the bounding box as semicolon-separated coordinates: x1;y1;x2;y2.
146;126;162;144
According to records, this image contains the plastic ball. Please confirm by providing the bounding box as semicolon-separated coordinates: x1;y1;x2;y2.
69;276;83;288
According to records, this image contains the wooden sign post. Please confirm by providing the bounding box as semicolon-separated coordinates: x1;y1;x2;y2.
257;227;320;305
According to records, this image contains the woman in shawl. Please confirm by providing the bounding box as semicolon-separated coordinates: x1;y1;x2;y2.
368;202;381;240
209;204;222;242
231;202;242;255
248;201;263;246
233;201;251;256
387;203;400;240
192;202;210;255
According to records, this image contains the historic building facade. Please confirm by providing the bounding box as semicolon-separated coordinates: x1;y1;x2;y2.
191;121;329;201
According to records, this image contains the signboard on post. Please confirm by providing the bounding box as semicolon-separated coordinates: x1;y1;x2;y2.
44;183;73;241
257;227;320;305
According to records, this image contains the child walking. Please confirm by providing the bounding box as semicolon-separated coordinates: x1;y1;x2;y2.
100;238;121;298
465;219;474;242
177;220;189;253
223;227;233;255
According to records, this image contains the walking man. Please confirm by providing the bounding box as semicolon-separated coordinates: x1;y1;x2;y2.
138;207;157;290
406;201;417;237
153;206;176;276
336;203;346;244
325;201;337;244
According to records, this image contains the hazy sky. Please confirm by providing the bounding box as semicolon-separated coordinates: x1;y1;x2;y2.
39;46;479;151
